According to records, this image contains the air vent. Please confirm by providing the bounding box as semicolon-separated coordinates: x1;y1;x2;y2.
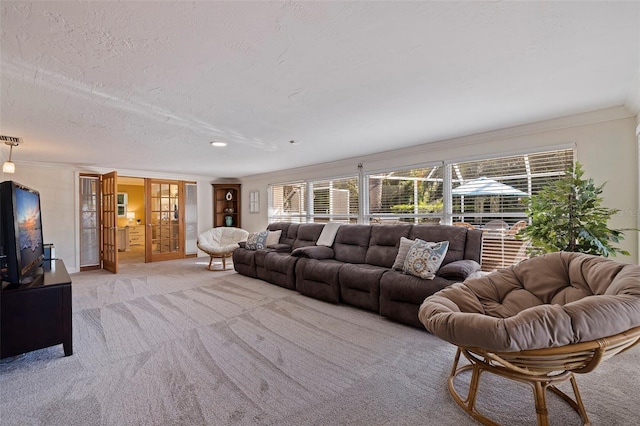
0;135;22;144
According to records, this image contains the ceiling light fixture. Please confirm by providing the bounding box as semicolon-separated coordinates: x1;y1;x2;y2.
1;136;22;174
210;141;227;147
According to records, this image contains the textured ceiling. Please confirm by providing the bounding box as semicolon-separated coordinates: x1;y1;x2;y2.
1;1;638;178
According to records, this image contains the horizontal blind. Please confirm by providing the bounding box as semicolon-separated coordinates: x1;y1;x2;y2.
269;182;308;223
451;148;574;271
311;176;359;223
367;164;443;224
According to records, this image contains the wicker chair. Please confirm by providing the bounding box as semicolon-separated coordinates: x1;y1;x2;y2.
197;227;249;270
419;252;640;426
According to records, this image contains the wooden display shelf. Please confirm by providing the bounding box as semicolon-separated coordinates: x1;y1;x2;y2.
212;183;241;228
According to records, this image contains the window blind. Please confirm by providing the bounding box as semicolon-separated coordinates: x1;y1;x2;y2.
367;164;444;224
311;176;359;223
450;148;574;271
269;182;308;223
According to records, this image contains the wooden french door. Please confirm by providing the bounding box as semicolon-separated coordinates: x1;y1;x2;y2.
145;179;185;262
101;171;118;273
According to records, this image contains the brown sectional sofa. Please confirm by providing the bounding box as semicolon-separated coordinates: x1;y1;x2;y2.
232;222;483;328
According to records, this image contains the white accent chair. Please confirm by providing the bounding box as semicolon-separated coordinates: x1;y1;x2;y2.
197;227;249;271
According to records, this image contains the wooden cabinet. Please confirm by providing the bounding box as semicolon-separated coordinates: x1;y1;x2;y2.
213;184;241;228
129;225;145;246
1;259;73;359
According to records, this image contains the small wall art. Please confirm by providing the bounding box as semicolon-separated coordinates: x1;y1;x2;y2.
249;190;259;213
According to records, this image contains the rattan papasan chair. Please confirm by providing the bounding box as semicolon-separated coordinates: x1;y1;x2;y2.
197;227;249;271
418;252;640;426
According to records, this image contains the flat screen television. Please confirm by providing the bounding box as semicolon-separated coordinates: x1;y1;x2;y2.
0;180;45;285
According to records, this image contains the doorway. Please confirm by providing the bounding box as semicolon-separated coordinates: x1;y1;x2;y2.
118;177;145;264
78;174;198;272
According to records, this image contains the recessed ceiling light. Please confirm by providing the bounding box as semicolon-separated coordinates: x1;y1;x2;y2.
210;141;227;147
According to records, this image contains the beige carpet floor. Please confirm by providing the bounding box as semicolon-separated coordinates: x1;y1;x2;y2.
1;257;638;425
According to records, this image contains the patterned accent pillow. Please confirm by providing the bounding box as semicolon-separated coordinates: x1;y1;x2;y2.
246;230;269;250
403;239;449;280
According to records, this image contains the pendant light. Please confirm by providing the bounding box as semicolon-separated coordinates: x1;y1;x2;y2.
2;138;21;174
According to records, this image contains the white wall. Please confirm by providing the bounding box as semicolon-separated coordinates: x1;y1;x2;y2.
240;107;639;264
2;107;637;271
0;165;214;273
1;164;76;269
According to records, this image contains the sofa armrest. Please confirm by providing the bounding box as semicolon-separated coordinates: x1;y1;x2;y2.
291;246;335;259
269;243;292;253
437;260;481;281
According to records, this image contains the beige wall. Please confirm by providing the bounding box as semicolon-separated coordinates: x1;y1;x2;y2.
240;107;639;264
116;184;144;228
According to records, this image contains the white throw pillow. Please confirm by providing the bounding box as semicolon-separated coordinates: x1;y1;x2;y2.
316;222;342;247
392;236;415;270
265;229;282;247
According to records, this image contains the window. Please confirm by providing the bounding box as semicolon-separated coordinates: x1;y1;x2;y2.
449;149;574;227
311;176;359;223
267;147;574;272
449;148;574;272
79;175;100;269
269;176;359;223
269;182;307;223
366;163;443;224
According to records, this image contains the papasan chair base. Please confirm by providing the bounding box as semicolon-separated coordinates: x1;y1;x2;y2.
448;326;640;426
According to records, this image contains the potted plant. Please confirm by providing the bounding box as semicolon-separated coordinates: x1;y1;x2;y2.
517;162;628;257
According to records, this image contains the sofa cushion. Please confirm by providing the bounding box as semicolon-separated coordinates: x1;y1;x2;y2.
268;243;292;253
380;271;454;328
365;224;412;268
295;258;344;303
291;246;335;259
403;239;449;280
263;252;299;290
437;259;481;281
339;263;387;312
292;223;325;249
333;224;371;263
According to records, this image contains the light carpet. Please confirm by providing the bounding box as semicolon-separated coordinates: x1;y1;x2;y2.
1;257;638;425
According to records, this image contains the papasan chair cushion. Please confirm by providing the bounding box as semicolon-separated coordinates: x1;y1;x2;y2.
197;227;249;270
418;252;640;426
419;251;640;352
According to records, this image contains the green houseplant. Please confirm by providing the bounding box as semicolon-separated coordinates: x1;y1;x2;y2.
517;162;628;257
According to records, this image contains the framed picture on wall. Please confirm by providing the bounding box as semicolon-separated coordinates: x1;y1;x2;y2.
249;191;259;213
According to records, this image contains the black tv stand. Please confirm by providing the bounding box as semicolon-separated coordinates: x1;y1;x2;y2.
1;259;72;359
